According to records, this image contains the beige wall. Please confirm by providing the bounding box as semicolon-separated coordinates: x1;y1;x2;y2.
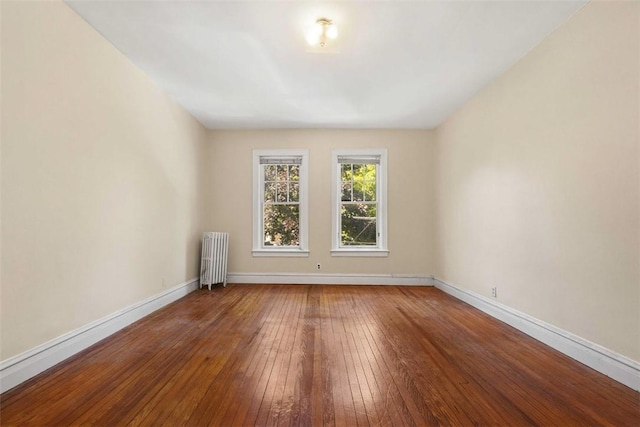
1;1;208;360
435;1;639;360
206;129;435;276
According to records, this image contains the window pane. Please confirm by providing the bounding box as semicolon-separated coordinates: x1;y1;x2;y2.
365;179;376;202
341;164;352;180
289;182;299;202
276;165;288;181
289;165;299;181
264;204;300;246
264;165;276;181
264;182;276;203
362;164;376;201
341;203;377;246
353;178;364;202
276;182;288;202
341;181;352;202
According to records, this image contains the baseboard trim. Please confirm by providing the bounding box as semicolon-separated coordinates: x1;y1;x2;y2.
0;278;199;394
227;272;433;286
433;277;640;391
5;275;635;393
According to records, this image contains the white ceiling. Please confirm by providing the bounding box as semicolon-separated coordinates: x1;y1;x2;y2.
65;1;586;129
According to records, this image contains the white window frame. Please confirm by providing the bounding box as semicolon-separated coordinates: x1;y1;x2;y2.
331;148;388;257
252;149;309;257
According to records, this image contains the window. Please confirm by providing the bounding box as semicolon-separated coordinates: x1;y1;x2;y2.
253;150;309;257
331;149;388;256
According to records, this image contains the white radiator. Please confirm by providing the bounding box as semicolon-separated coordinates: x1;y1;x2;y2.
200;232;229;290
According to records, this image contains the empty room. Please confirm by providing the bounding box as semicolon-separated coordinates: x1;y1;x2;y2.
1;0;639;425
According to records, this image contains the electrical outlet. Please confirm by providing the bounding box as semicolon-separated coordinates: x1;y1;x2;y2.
316;263;321;270
491;287;497;298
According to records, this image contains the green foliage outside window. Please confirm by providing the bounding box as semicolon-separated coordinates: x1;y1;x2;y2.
262;162;378;247
263;205;299;246
263;164;300;246
340;164;377;246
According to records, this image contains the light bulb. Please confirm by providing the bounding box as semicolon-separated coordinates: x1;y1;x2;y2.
306;32;320;46
326;24;338;40
306;22;324;46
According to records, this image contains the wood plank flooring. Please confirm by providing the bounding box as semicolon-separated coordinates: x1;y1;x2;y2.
1;285;638;426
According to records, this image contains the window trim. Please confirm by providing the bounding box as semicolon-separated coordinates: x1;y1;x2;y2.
331;148;388;257
252;149;309;257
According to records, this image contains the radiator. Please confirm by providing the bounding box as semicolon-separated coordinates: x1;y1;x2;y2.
200;232;229;290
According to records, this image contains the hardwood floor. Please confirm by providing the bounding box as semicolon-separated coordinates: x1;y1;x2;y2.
1;285;638;426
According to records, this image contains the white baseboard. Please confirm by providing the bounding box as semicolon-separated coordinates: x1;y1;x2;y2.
227;272;433;286
0;278;199;394
433;277;640;391
4;275;635;394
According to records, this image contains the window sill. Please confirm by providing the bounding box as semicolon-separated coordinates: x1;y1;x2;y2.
331;249;389;257
252;249;310;258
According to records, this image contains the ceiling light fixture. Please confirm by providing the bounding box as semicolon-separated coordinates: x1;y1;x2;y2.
306;18;338;48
